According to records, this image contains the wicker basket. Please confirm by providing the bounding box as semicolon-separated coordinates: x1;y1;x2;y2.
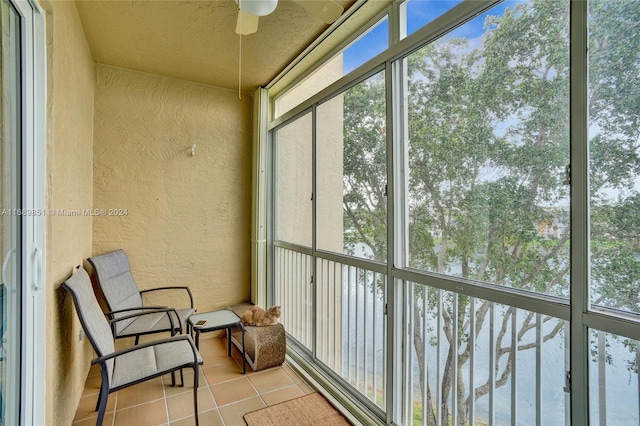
227;303;286;371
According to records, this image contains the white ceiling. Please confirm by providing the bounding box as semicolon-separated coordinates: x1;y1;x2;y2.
75;0;356;94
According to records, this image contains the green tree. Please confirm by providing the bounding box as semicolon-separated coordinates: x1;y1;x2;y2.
588;0;640;313
342;72;387;261
407;2;570;424
342;1;567;424
340;0;640;424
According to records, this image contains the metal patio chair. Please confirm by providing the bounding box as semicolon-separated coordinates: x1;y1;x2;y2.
62;267;203;426
88;249;195;344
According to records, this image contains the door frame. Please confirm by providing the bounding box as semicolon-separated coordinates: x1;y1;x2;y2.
9;0;46;424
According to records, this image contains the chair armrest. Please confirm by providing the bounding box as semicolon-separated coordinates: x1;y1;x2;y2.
139;286;194;308
91;334;201;365
107;307;179;335
105;306;169;317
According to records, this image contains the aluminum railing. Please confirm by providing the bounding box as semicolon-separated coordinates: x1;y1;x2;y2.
274;245;313;350
274;244;387;410
316;257;387;409
406;282;570;426
590;329;640;425
273;246;640;425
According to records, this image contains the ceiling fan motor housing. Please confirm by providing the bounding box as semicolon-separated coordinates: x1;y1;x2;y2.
238;0;278;16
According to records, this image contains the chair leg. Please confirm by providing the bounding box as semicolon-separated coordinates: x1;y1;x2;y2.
193;365;200;426
94;390;101;412
96;384;109;426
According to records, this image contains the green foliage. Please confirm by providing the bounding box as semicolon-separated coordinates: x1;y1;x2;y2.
337;0;640;422
341;0;640;309
403;0;571;299
588;0;640;194
342;72;388;262
588;0;640;314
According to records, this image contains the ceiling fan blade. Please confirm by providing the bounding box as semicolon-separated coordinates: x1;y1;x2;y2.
236;9;259;35
294;0;344;24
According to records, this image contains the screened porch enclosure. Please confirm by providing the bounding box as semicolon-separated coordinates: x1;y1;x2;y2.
267;0;640;424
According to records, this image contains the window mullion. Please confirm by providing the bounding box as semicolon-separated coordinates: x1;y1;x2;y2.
311;104;318;361
569;0;590;424
387;54;407;424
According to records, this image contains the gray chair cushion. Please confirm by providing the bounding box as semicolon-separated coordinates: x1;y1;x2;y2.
111;337;203;388
119;307;195;337
88;249;194;339
89;250;143;334
63;268;116;383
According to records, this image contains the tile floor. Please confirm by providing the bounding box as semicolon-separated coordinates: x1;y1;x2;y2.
72;334;315;426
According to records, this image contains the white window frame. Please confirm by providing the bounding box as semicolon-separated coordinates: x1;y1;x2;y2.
10;0;46;424
265;0;640;424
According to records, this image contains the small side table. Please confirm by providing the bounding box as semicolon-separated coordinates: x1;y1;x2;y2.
188;310;246;374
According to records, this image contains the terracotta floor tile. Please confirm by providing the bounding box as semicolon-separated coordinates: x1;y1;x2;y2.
260;384;306;406
298;381;315;394
200;350;234;367
73;393;116;422
170;409;223;426
210;376;258;407
248;367;294;393
166;386;216;421
228;341;250;365
113;399;168;426
81;373;102;397
221;343;247;372
73;412;114;426
202;360;245;385
195;335;228;355
116;378;165;409
218;396;265;425
281;364;305;383
75;341;317;426
161;370;207;397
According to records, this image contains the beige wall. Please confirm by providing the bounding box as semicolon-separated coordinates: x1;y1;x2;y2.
316;92;345;254
276;113;313;247
275;54;344;118
93;64;252;312
41;5;253;424
41;0;96;425
276;54;344;250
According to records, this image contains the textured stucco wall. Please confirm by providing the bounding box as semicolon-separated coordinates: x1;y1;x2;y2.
41;1;96;425
275;53;343;117
276;55;344;249
276;113;313;247
93;65;252;313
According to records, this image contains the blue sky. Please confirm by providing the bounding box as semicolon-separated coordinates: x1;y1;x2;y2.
342;0;522;74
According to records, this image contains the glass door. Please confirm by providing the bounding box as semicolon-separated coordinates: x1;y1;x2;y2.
0;1;22;424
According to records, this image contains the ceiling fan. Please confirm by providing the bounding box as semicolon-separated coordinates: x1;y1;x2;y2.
235;0;344;35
